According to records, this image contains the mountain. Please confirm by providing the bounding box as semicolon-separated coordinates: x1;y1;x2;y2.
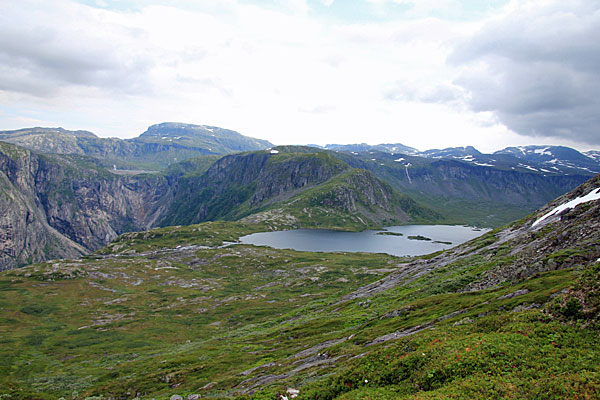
136;122;272;154
0;142;172;270
332;150;591;226
160;146;442;230
495;145;600;175
585;150;600;162
0;174;599;398
323;142;418;155
0;143;438;269
418;145;482;159
320;142;600;177
0;123;273;170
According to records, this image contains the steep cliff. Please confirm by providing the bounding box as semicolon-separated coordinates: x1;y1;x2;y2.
0;142;172;269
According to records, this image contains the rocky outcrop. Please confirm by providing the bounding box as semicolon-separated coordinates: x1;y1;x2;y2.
0;142;172;270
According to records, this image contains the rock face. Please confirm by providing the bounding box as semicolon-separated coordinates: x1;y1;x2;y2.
0;142;172;270
336;152;591;226
159;150;351;226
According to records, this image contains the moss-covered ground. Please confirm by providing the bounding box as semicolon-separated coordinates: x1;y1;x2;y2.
0;221;598;399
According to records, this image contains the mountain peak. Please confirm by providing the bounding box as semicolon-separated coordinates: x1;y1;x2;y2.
141;122;222;137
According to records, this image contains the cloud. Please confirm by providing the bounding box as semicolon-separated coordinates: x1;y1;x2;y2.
0;1;154;97
384;80;465;106
2;0;595;153
449;0;600;145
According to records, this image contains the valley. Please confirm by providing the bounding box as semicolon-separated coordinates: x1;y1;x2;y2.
0;123;599;399
1;123;597;269
1;173;599;398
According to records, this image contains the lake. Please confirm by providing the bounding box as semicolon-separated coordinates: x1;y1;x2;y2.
239;225;489;257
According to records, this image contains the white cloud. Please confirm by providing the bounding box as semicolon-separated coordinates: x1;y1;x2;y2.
0;0;597;152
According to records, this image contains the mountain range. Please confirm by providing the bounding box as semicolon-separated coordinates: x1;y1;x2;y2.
0;122;597;269
0;123;272;171
0;159;598;398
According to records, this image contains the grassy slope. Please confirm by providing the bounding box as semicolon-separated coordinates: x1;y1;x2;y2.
0;206;599;399
264;169;445;231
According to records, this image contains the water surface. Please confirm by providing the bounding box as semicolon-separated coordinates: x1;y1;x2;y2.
239;225;488;257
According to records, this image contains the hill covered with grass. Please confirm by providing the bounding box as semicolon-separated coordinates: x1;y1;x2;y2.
1;175;599;398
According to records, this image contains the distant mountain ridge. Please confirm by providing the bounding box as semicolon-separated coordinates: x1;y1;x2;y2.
322;142;419;155
320;142;600;176
0;123;273;170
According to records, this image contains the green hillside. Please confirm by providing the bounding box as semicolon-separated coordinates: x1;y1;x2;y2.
160;148;442;230
1;174;599;398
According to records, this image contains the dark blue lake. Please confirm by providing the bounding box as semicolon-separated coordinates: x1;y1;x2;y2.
239;225;489;257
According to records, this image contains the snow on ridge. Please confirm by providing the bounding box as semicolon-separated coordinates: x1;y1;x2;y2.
532;187;600;227
518;163;539;172
474;162;494;167
534;147;552;156
394;157;405;162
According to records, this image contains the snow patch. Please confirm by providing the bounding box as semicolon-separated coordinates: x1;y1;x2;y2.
518;163;539;172
270;149;280;154
534;147;552;156
394;158;405;162
532;187;600;227
473;162;494;167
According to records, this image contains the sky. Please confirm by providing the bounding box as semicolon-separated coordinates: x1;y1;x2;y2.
0;0;599;153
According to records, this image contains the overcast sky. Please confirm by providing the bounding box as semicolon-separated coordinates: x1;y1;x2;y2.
0;0;598;152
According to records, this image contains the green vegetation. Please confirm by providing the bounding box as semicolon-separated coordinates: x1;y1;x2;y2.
1;139;599;398
160;149;444;231
1;207;599;399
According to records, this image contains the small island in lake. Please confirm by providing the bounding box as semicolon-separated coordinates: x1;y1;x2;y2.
407;235;432;241
376;231;404;236
433;240;452;245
